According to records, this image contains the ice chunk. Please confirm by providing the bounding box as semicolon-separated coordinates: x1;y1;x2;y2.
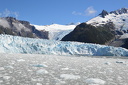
104;62;111;65
32;64;48;67
3;76;11;80
116;61;125;63
4;66;14;69
17;59;25;62
61;67;69;70
36;83;42;85
36;69;49;74
60;74;80;80
85;78;106;84
0;67;4;70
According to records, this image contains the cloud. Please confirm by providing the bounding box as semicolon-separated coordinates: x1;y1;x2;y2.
72;11;82;16
0;9;19;18
72;6;97;16
85;6;97;16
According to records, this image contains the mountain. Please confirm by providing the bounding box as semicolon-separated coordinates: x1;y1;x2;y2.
62;8;128;47
87;8;128;31
62;22;115;44
0;17;77;40
0;17;48;39
0;34;128;56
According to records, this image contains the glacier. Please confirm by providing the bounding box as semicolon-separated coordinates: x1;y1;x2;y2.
0;34;128;56
33;24;76;40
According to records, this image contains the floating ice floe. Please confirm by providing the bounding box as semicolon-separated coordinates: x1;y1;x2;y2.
116;61;125;64
85;78;106;84
60;74;80;80
36;69;49;74
32;64;48;68
17;59;25;62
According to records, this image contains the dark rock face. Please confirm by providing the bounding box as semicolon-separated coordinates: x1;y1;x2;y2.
99;10;109;18
0;17;48;39
121;38;128;49
99;8;128;18
62;23;115;44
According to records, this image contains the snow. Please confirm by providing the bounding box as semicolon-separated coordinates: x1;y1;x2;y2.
0;53;128;85
0;34;128;56
33;24;76;40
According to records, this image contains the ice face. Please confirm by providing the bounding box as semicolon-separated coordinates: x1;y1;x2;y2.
0;34;128;56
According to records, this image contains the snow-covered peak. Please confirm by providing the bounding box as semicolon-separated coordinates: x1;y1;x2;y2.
33;24;77;40
34;24;76;31
87;8;128;31
110;8;128;15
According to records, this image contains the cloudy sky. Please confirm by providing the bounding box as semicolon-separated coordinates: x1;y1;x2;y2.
0;0;127;25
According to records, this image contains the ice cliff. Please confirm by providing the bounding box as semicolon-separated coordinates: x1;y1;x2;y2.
0;34;128;56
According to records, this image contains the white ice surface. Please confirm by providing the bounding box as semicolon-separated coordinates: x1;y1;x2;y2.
0;53;128;85
0;34;128;56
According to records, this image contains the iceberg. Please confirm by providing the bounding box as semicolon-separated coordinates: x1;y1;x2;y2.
0;34;128;56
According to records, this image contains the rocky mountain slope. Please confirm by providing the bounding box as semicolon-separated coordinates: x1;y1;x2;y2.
62;22;115;44
0;17;77;40
0;17;48;39
62;8;128;48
